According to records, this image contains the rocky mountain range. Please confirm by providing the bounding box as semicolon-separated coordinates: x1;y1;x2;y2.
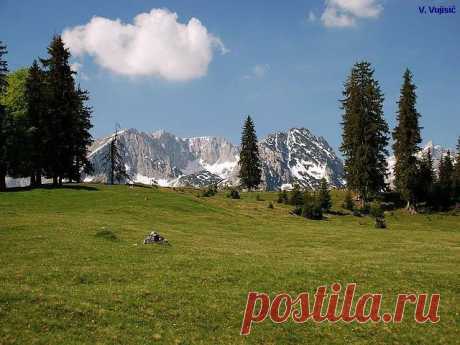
84;127;345;190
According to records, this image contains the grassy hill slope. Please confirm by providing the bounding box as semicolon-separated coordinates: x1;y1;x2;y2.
0;185;459;344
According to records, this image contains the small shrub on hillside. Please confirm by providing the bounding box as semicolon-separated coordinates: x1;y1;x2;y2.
301;192;323;220
343;191;354;211
375;217;387;229
289;184;304;206
277;190;289;204
226;189;240;199
201;184;218;197
291;206;302;216
256;194;264;201
370;202;384;219
370;201;387;229
318;178;332;212
267;202;274;209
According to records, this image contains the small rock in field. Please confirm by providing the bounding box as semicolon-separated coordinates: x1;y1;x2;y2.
143;231;169;245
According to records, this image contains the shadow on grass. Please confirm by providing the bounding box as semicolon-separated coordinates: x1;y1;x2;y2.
4;183;99;193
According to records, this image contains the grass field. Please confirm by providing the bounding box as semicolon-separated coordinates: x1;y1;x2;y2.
0;184;459;344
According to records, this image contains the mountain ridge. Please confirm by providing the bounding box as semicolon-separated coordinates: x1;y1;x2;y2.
84;127;345;190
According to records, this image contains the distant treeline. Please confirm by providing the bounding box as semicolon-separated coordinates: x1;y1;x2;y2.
0;36;92;191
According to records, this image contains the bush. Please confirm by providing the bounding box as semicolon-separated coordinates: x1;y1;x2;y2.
370;201;384;218
375;217;387;229
289;184;304;206
256;194;264;201
318;178;332;212
298;192;323;220
291;206;302;216
226;189;240;199
343;191;354;211
277;190;289;204
267;202;274;209
201;184;218;197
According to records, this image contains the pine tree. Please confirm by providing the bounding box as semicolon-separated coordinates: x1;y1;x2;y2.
392;69;422;210
26;60;47;186
103;128;130;184
318;177;332;212
340;61;389;205
454;137;460;201
437;151;454;209
289;184;303;206
415;149;434;204
40;35;77;186
238;116;261;190
71;87;93;182
0;41;8;191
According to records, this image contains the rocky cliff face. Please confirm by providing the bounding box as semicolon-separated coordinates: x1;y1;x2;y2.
259;128;344;189
85;127;345;190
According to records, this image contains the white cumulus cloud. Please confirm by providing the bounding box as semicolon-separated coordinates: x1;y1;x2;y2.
321;0;383;28
62;8;227;81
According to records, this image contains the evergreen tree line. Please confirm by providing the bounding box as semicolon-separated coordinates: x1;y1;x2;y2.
0;36;93;191
341;61;460;212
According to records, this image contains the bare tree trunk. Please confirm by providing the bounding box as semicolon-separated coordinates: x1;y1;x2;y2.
406;200;417;214
30;172;36;187
53;175;58;187
0;169;6;192
36;172;42;186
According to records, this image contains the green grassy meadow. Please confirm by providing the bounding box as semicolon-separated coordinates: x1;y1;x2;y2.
0;185;459;344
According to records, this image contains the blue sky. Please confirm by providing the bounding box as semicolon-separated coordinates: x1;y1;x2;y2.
1;0;459;152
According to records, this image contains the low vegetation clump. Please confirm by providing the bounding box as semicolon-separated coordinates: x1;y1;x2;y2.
267;202;274;209
255;194;264;201
343;190;354;211
201;184;218;197
277;190;289;204
370;201;386;229
226;189;240;199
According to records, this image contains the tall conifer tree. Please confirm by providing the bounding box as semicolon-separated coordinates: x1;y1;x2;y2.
71;87;93;182
26;60;47;186
103;128;129;185
438;151;454;208
238;116;262;190
392;69;422;210
340;61;389;204
0;41;8;191
40;35;76;186
454;137;460;201
415;149;434;204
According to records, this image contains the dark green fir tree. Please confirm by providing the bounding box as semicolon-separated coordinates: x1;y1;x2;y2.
40;35;77;186
318;177;332;212
392;69;422;211
26;60;47;186
238;116;261;190
415;149;434;204
340;61;389;206
103;128;130;185
71;86;93;182
437;151;454;209
454;137;460;201
0;41;8;191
